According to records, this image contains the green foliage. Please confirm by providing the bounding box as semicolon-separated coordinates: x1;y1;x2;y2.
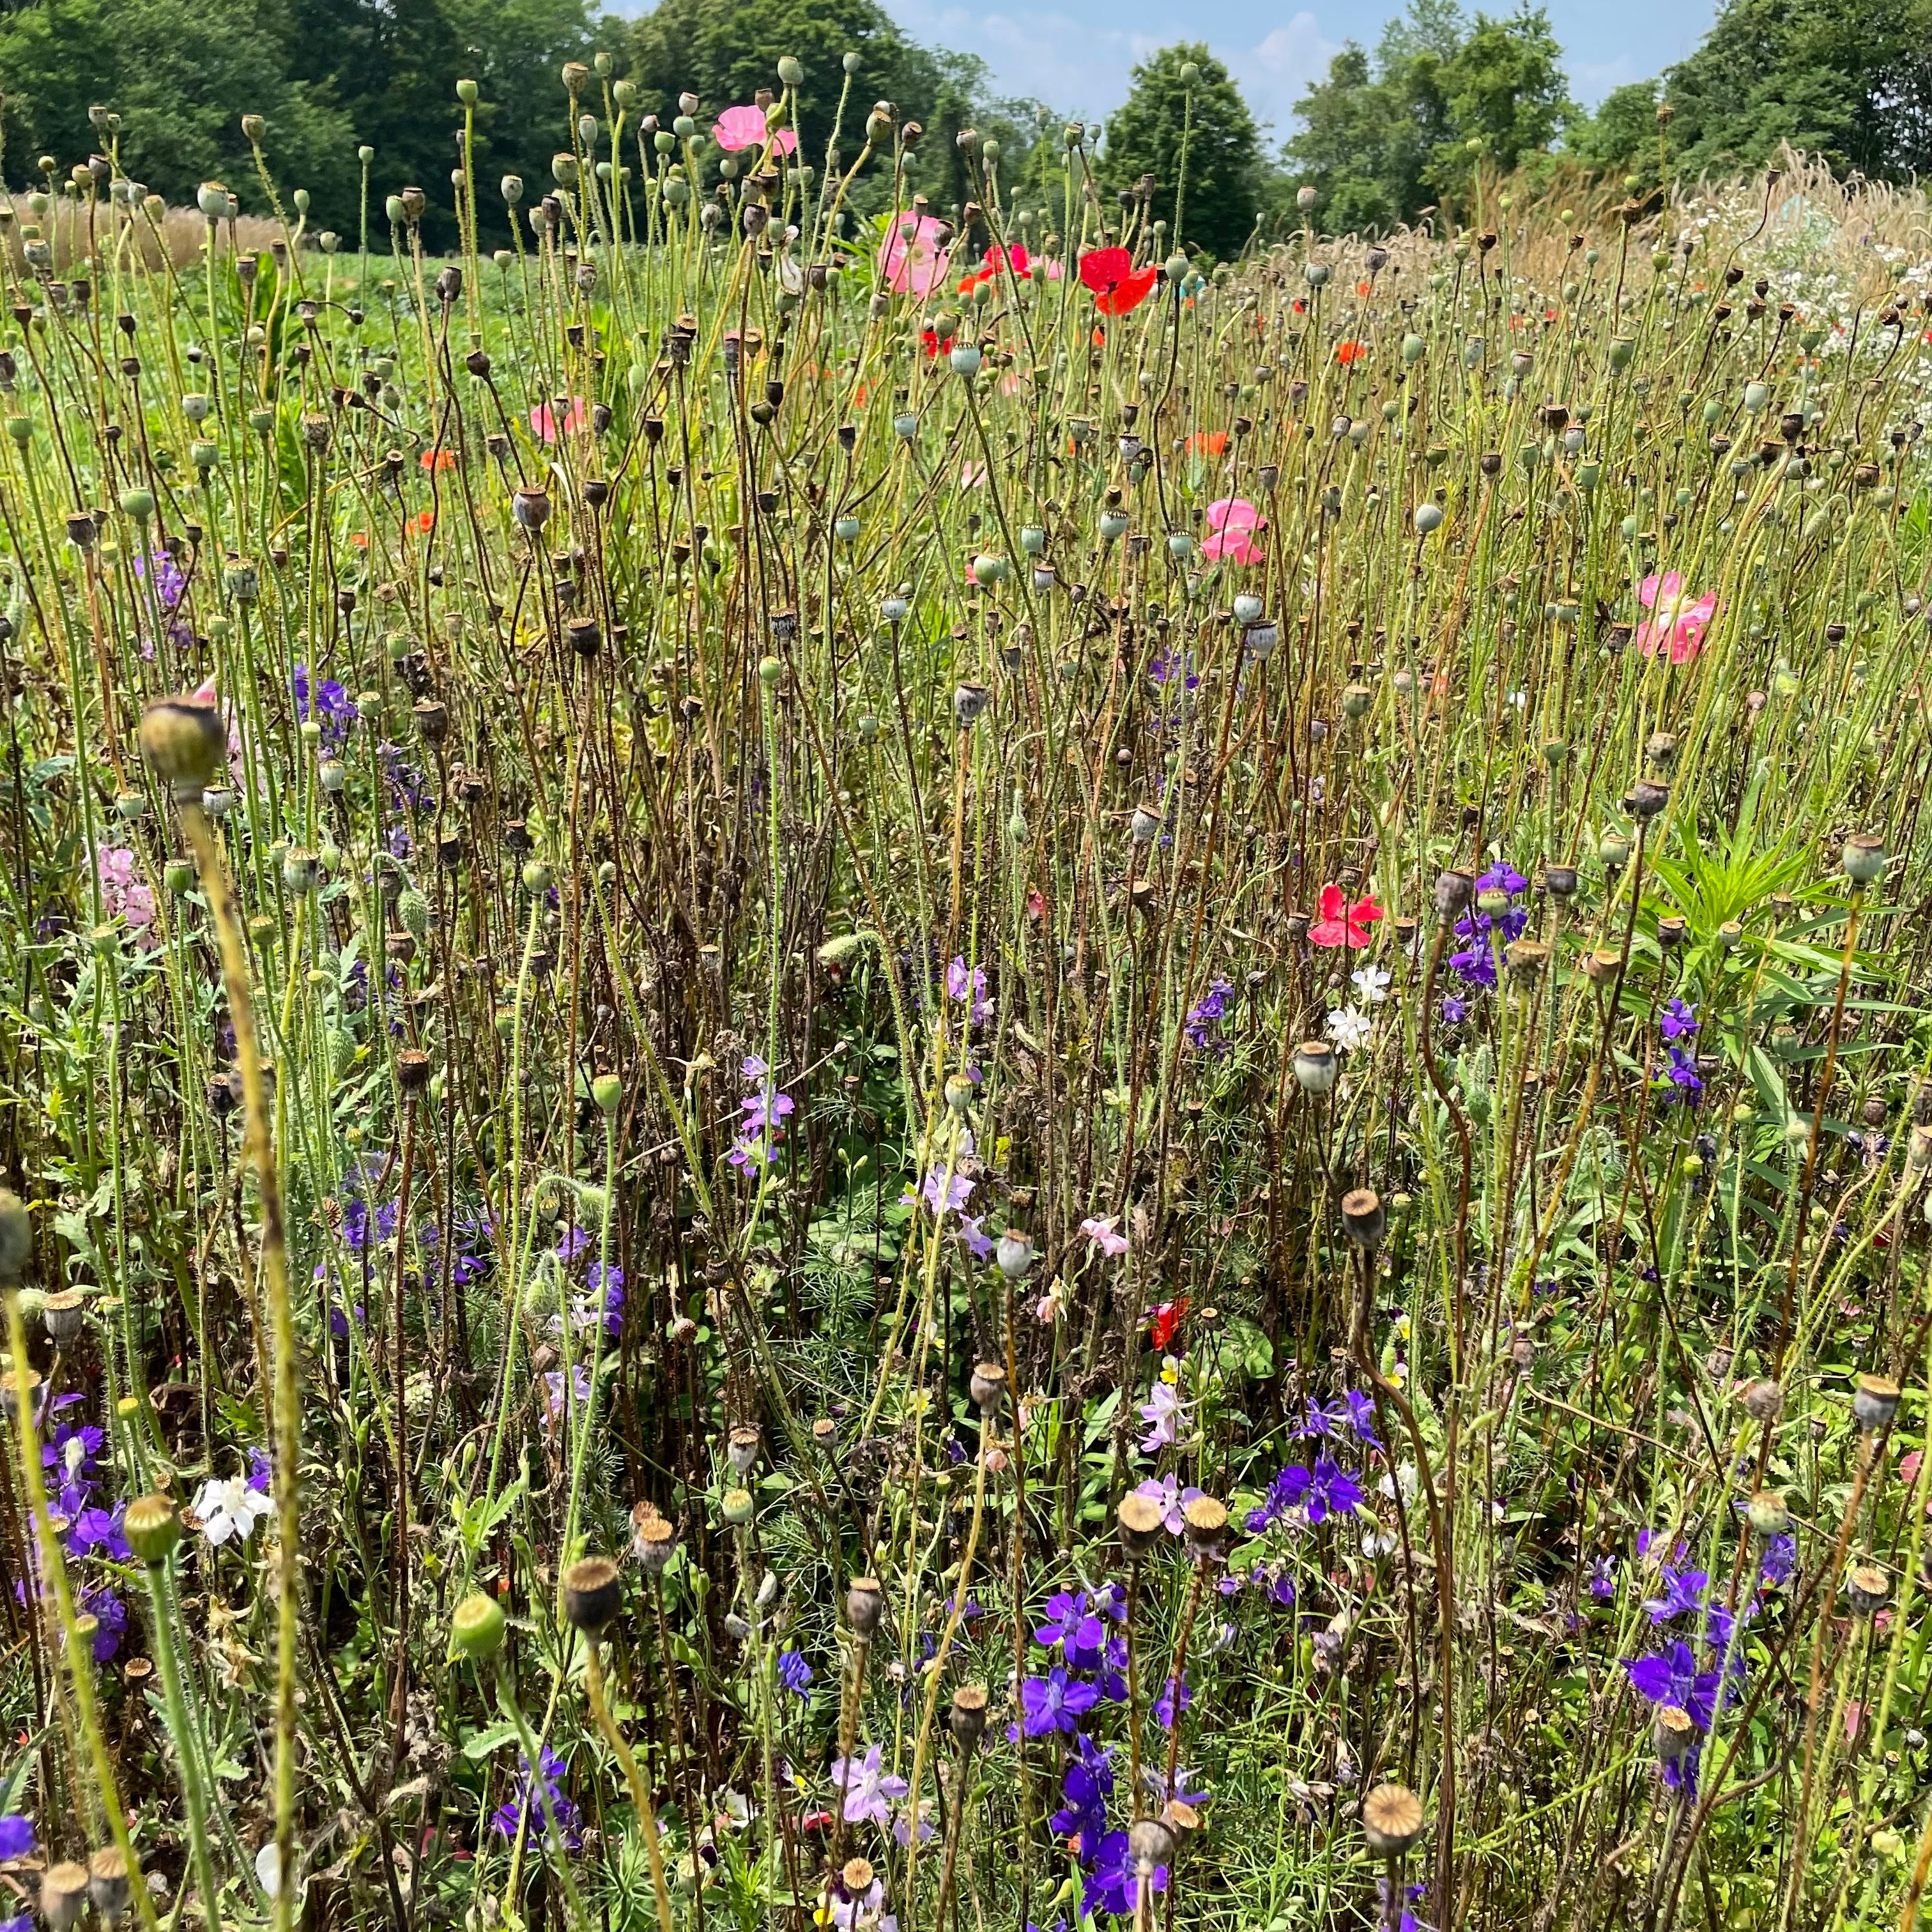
1565;78;1664;186
1659;0;1932;183
0;0;606;244
1284;0;1575;233
623;0;1031;219
1101;42;1264;262
0;0;355;215
285;0;610;246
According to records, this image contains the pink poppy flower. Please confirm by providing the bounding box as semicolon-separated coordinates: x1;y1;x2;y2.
880;214;951;300
1201;495;1264;565
1636;571;1717;664
530;397;588;444
711;104;797;157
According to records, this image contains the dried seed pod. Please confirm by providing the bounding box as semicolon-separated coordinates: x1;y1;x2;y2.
846;1575;885;1636
1361;1781;1425;1855
561;1555;624;1632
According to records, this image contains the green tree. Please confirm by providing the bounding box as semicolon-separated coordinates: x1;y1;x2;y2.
0;0;355;215
1657;0;1932;182
1284;0;1575;233
283;0;608;247
1101;43;1262;261
1565;77;1662;185
624;0;1022;220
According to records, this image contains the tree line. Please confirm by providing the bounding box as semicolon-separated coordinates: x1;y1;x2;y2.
0;0;1925;254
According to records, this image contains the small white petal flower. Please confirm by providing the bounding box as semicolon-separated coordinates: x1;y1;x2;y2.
1326;1004;1374;1054
192;1476;272;1546
1349;964;1392;1006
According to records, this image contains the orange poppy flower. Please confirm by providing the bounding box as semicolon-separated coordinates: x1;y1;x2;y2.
1188;430;1228;456
1335;340;1367;364
420;448;456;471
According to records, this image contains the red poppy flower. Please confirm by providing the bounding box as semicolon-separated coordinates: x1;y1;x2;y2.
921;327;954;360
420;447;457;471
1148;1296;1189;1350
1187;430;1228;456
1308;882;1383;948
1335;339;1367;365
1078;247;1159;317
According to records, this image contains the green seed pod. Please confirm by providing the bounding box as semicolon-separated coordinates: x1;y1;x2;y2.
123;1494;184;1566
451;1591;507;1660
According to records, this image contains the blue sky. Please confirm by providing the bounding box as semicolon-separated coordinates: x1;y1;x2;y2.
866;0;1717;145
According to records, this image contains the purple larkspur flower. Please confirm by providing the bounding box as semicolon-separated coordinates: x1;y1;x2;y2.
1020;1666;1100;1736
829;1743;908;1824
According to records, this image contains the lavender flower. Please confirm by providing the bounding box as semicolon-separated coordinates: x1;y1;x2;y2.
491;1747;581;1848
1020;1666;1100;1736
829;1744;909;1824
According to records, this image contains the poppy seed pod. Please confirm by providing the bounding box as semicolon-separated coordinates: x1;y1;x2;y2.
949;1682;989;1749
123;1493;183;1565
1293;1040;1337;1096
1843;833;1887;886
1361;1781;1425;1855
1128;1817;1176;1871
451;1591;508;1659
1742;1378;1783;1422
1544;865;1579;899
841;1857;875;1896
140;696;226;794
1434;870;1474;921
512;486;551;531
1745;1489;1790;1539
561;1555;625;1631
1181;1492;1228;1560
996;1228;1034;1279
1630;780;1669;820
728;1425;762;1474
396;1048;433;1093
846;1575;885;1635
954;681;989;726
1846;1563;1890;1616
1853;1375;1900;1431
42;1862;90;1931
634;1509;677;1574
88;1847;131;1920
1340;1188;1385;1248
1130;800;1163;845
1117;1490;1163;1555
1653;1703;1696;1763
969;1360;1006;1412
42;1288;86;1342
721;1486;755;1524
1581;947;1622;986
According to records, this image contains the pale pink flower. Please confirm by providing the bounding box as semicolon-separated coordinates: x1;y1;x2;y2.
1635;571;1717;664
1201;496;1263;565
712;104;798;156
530;397;589;445
95;846;159;948
1081;1215;1128;1257
880;215;951;299
960;459;986;488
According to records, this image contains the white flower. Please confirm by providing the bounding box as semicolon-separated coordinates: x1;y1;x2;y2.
1349;964;1392;1006
192;1476;272;1546
1326;1004;1374;1054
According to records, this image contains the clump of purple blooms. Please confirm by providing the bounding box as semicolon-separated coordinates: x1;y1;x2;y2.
1447;862;1529;988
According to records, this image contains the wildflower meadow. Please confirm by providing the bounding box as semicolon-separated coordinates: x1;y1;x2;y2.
0;57;1929;1932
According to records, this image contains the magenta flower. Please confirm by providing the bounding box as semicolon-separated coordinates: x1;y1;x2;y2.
880;215;951;300
712;104;797;155
1200;497;1263;565
1636;572;1717;664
